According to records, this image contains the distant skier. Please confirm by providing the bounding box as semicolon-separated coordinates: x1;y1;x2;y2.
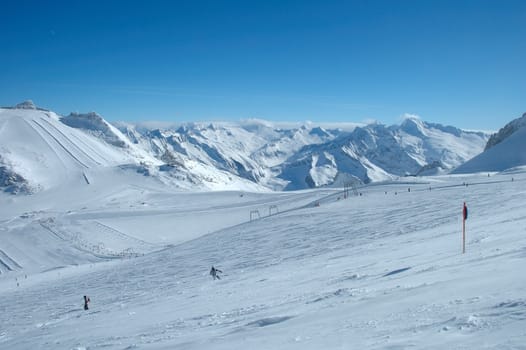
210;266;222;280
83;295;90;310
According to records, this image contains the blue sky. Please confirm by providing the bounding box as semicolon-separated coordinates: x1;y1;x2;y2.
1;0;524;130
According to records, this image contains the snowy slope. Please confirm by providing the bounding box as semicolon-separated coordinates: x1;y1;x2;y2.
0;102;520;349
484;112;526;151
0;170;524;349
452;125;526;173
0;106;147;193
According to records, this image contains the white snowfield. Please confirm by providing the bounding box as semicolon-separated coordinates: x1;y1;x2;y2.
1;168;525;349
0;108;157;190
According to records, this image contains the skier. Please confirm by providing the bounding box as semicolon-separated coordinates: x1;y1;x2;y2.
210;266;222;280
83;295;90;310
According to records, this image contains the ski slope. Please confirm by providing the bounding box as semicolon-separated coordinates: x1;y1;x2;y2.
0;169;525;349
0;107;156;192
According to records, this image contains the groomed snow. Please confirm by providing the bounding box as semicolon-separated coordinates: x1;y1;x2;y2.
1;169;525;349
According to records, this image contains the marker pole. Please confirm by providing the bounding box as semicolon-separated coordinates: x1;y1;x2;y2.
462;215;466;254
462;202;467;254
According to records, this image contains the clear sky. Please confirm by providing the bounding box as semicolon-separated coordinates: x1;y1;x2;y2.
1;0;524;130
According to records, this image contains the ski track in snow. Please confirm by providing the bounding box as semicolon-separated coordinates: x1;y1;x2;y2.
0;248;23;273
38;118;104;166
30;119;90;169
0;171;525;349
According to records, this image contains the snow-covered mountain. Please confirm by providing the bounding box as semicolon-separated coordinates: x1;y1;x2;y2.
114;120;340;190
0;102;268;194
116;115;489;190
1;102;490;193
453;113;526;174
277;117;488;189
0;103;149;194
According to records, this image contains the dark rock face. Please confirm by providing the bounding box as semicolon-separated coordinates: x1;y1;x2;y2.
485;113;526;151
60;112;127;148
14;100;37;110
0;165;32;194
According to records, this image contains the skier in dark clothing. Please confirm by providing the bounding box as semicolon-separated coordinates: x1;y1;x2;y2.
210;266;222;280
83;295;90;310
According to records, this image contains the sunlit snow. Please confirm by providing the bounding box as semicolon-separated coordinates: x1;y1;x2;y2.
0;104;524;349
1;169;525;349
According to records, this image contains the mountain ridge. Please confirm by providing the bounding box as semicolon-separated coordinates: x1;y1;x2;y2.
0;102;491;193
484;113;526;151
453;112;526;174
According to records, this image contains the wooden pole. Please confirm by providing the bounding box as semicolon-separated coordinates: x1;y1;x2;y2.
462;202;467;254
462;215;466;254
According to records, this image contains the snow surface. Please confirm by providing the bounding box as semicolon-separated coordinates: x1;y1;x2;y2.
1;168;525;349
0;108;155;191
453;123;526;174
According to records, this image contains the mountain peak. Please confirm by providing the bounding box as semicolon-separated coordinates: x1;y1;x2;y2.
60;111;127;148
309;126;330;138
401;115;424;126
400;116;426;136
14;100;37;110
